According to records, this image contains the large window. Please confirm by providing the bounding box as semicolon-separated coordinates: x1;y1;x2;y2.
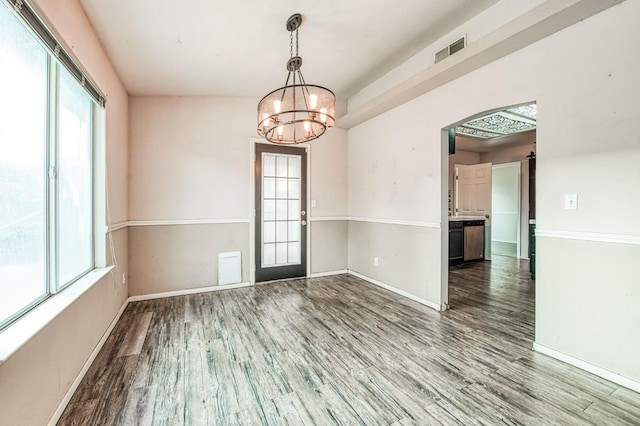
0;2;96;330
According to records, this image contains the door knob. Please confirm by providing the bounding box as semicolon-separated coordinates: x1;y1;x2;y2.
485;214;490;219
301;220;307;226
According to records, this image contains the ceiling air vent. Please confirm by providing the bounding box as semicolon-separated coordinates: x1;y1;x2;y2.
435;36;466;64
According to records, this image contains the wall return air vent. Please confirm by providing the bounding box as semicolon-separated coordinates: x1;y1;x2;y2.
435;36;466;63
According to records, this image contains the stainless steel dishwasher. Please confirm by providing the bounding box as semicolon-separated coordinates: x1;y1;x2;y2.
463;220;485;261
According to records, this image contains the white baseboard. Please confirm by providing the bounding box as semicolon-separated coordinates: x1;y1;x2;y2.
347;270;443;311
533;342;640;393
309;270;348;278
48;298;130;426
128;282;252;302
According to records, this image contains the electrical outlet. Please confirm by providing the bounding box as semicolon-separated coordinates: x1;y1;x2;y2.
374;257;379;266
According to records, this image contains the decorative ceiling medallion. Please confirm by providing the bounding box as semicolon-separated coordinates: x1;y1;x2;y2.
507;104;537;120
458;103;537;139
455;126;502;139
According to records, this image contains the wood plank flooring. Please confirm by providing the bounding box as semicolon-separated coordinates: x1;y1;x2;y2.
58;257;640;425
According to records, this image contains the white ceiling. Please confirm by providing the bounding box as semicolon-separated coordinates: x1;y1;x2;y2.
78;0;499;98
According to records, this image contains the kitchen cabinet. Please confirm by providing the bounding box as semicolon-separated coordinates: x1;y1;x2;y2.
449;221;464;265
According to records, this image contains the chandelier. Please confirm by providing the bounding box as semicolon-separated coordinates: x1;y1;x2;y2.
257;14;336;144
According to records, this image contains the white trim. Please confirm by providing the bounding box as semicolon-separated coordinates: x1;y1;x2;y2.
106;219;252;232
533;343;640;393
309;270;348;278
106;222;128;233
128;282;252;302
129;219;250;227
536;229;640;246
107;217;443;230
348;217;441;228
48;298;129;426
348;270;443;311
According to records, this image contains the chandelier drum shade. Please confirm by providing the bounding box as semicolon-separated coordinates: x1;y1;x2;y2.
257;14;335;144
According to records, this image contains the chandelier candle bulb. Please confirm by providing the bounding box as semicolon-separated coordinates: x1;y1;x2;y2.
320;108;327;123
257;13;335;144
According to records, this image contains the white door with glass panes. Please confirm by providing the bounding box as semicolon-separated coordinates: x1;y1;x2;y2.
255;144;307;282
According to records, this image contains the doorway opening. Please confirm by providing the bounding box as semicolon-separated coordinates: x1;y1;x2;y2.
442;102;537;309
491;162;521;259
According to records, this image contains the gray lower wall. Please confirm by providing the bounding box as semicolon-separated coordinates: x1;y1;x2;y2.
347;221;441;304
128;223;250;296
310;221;348;274
536;237;640;382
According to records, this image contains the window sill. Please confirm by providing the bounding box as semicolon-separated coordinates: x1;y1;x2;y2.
0;266;114;366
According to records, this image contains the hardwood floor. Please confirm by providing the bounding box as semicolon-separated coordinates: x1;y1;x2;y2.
58;258;640;425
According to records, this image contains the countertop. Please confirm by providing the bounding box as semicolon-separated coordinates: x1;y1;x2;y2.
448;216;486;222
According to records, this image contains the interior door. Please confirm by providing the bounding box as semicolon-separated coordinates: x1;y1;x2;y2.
455;163;492;260
255;143;307;282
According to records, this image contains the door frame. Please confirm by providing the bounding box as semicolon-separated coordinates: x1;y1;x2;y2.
249;137;311;284
491;161;522;259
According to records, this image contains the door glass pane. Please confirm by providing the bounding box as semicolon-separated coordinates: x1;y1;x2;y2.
288;180;299;199
57;68;93;287
275;242;287;264
276;200;287;221
263;221;275;243
263;177;275;199
288;200;300;220
288;221;299;242
288;242;300;263
276;178;287;198
0;4;48;324
288;157;301;178
263;200;275;221
263;244;275;266
276;222;287;242
276;156;288;177
263;154;276;177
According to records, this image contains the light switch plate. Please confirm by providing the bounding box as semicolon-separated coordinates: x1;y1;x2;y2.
565;194;578;210
311;199;317;208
